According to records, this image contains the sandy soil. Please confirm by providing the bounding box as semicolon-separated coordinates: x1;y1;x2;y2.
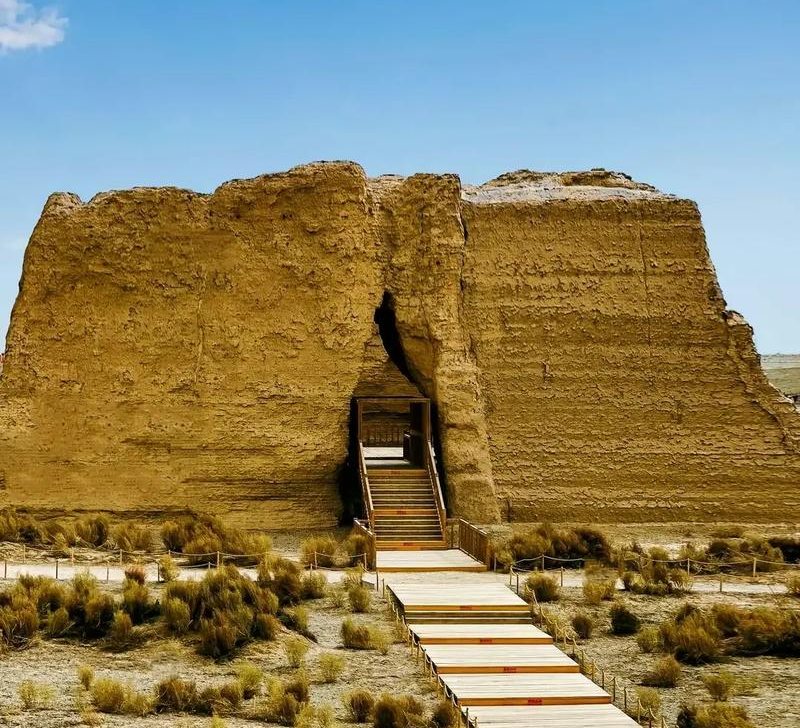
533;574;800;727
0;578;437;727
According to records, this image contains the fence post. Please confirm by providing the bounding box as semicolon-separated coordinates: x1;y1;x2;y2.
216;551;221;568
515;571;519;594
106;564;110;583
560;567;564;587
719;573;723;593
3;559;6;579
541;554;545;571
686;557;691;576
55;558;59;580
752;558;757;578
119;549;123;566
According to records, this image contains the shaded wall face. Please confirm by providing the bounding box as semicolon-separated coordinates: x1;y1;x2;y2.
461;198;800;522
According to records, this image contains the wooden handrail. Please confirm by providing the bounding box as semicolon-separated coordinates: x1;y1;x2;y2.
352;518;376;570
457;518;492;566
357;441;374;528
424;440;447;538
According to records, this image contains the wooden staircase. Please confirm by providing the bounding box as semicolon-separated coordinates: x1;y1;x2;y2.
367;458;447;549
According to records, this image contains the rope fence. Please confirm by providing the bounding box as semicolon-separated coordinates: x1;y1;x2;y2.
0;540;373;584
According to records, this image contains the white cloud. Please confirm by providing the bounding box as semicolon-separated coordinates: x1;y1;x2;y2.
0;0;66;52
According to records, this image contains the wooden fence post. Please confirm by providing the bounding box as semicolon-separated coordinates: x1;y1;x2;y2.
55;558;59;580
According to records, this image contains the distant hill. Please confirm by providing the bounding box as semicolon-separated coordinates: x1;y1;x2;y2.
762;354;800;397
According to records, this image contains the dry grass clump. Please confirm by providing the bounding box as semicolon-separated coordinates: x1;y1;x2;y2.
281;605;313;639
636;626;661;653
90;677;151;715
295;702;335;728
787;574;800;596
123;563;147;585
679;536;784;573
702;670;737;702
301;571;328;599
158;554;180;582
160;513;271;566
106;610;139;650
284;635;310;667
153;675;199;713
654;602;800;663
641;655;682;687
0;509;113;549
345;689;375;722
499;523;612;568
431;700;459;728
583;578;615;605
258;555;304;606
300;534;339;567
677;702;754;728
525;573;560;602
18;680;55;710
343;531;371;566
78;664;95;690
112;522;153;551
164;564;281;658
162;596;192;633
318;651;346;682
610;602;640;635
0;572;130;648
621;547;692;595
633;687;661;718
259;672;311;725
372;694;424;728
348;585;372;612
571;612;593;640
121;577;159;624
236;662;264;699
341;617;388;651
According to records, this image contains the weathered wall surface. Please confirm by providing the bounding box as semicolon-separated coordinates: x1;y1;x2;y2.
0;163;382;527
460;177;800;522
1;163;798;526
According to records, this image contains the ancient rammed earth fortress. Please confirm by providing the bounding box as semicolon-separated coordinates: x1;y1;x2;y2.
1;162;798;528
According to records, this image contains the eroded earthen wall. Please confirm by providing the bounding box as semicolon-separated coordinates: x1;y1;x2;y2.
1;162;798;526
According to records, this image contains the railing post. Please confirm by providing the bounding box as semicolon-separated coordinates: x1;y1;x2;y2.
752;558;757;578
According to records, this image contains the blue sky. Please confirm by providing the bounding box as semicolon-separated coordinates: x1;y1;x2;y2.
1;1;798;352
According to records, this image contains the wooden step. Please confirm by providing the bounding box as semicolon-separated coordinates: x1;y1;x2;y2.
373;508;438;516
367;467;428;479
376;540;449;550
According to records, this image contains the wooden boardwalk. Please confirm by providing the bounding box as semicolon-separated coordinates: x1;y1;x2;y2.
386;577;638;727
388;583;527;608
465;705;640;727
438;673;610;706
422;644;579;674
377;549;486;572
408;623;552;645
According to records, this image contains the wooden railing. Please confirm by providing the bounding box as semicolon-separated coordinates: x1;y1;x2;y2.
352;518;376;570
362;424;407;447
457;518;492;566
424;440;447;539
357;441;374;529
